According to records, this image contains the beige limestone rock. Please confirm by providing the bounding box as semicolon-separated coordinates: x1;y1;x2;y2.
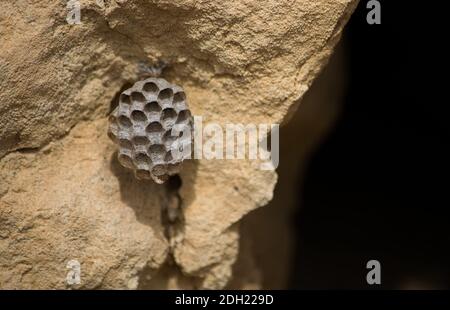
0;0;358;288
235;40;349;289
0;119;168;289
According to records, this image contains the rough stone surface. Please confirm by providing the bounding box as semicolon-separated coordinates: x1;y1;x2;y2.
0;120;168;289
0;0;358;288
235;40;348;288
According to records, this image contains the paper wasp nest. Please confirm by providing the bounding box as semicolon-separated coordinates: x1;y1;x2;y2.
108;78;192;184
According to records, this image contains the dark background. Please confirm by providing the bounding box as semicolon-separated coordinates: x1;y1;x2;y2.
291;1;450;289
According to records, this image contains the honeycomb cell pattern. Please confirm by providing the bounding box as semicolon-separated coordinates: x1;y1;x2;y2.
108;78;193;184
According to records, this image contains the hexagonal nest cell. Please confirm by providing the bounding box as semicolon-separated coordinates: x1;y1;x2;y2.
108;78;193;184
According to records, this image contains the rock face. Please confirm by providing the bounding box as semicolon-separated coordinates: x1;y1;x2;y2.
0;120;169;289
236;40;349;289
0;0;358;289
